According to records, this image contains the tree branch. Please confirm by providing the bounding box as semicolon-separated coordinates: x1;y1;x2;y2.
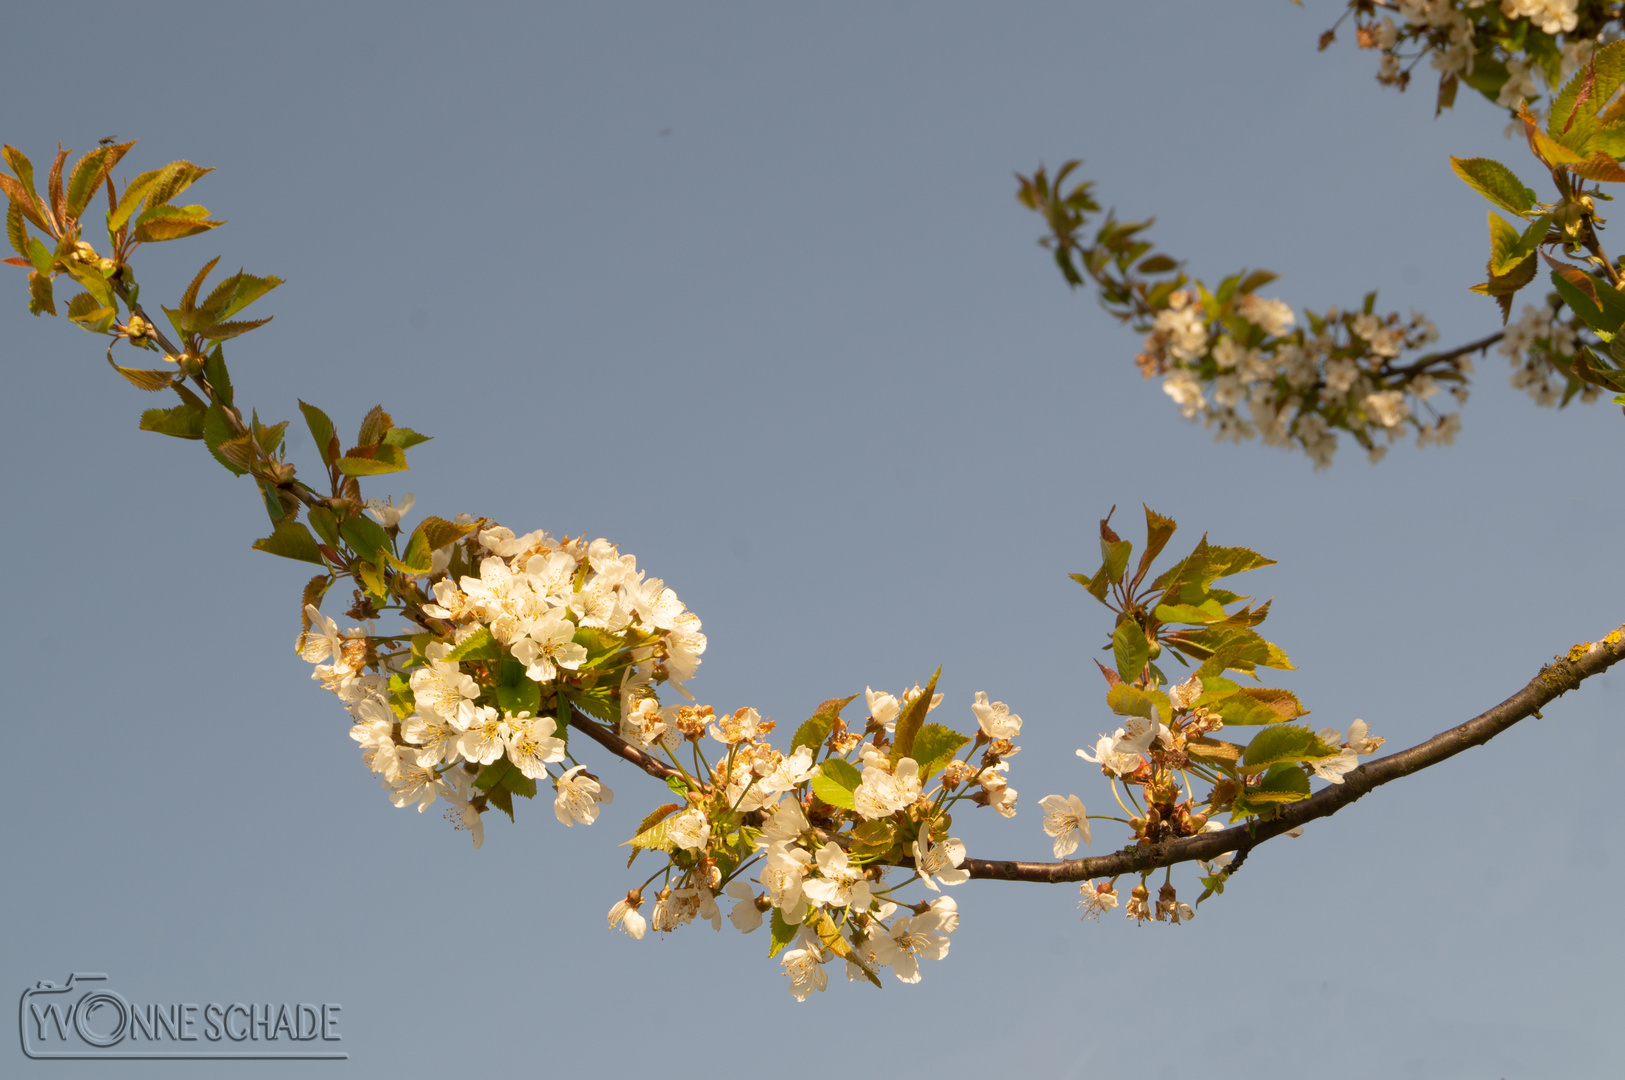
567;704;686;782
961;621;1625;883
1380;329;1505;380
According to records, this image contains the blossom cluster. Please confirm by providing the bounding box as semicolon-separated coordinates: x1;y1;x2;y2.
1500;296;1604;407
1346;0;1609;113
604;682;1031;999
301;512;703;847
1145;288;1465;466
1065;671;1386;925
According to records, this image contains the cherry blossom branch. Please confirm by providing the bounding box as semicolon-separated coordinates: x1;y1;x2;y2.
566;704;685;783
960;622;1625;883
1379;329;1505;380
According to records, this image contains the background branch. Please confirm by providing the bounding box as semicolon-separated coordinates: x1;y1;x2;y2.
961;621;1625;883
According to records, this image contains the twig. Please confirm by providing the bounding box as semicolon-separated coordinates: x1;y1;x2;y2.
958;622;1625;883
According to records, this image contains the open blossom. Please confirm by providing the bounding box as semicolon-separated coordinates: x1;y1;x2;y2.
667;807;711;852
725;880;763;932
510;610;586;683
1364;389;1408;428
456;706;507;766
912;834;970;891
608;891;647;939
865;686;900;727
854;757;922;819
504;713;566;779
759;799;811;848
1311;719;1384;783
409;643;482;728
554;764;613;826
757;746;819;795
1236;293;1295;337
761;842;814;921
402;708;462;767
868;909;953;983
970;691;1022;739
385;757;440;812
1038;794;1091;858
802;843;874;910
780;929;828;1001
1168;673;1203;713
1078;881;1118;920
710;706;769;745
363;492;414;527
978;762;1017;817
439;768;484;848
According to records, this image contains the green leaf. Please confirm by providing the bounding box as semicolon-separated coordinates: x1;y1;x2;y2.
399;525;432;571
911;723;971;779
811;759;860;809
418;515;477;552
1100;538;1132;585
252;521;324;565
6;202;26;258
299;400;338;468
144;160;214;209
1488;213;1550;277
565;683;620;724
665;775;690;798
790;694;857;753
1250;762;1312;802
1240;724;1338;772
306;505;341;549
197;316;271;342
63;146;112;221
623;803;680;858
62;257;114;310
103;349;172;391
132;208;224;243
1209;688;1306;726
1133;506;1177;583
107;169;159;235
339;511;392;562
357;404;393;447
26;235;51;273
199;270;283;323
768;909;797;959
66;291;116;333
473;757;513;791
889;667;941;766
485;784;515;822
1548;265;1617;335
1154;600;1227;625
1070;569;1110;603
27;270;54;316
380;426;431;449
202;403;247;475
197;344;231;408
1106;683;1171;724
1450;156;1536;217
138;401;207;439
337;444;408;476
497;678;541;717
445;627;502;662
501;767;537;799
1112;619;1151;684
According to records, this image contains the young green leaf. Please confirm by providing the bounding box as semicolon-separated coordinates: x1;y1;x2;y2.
889;667;941;766
251;521;324;565
911;723;971;780
1240;724;1338;773
1450;156;1537;217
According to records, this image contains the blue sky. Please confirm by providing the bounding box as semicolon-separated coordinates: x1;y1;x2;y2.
3;3;1620;1077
